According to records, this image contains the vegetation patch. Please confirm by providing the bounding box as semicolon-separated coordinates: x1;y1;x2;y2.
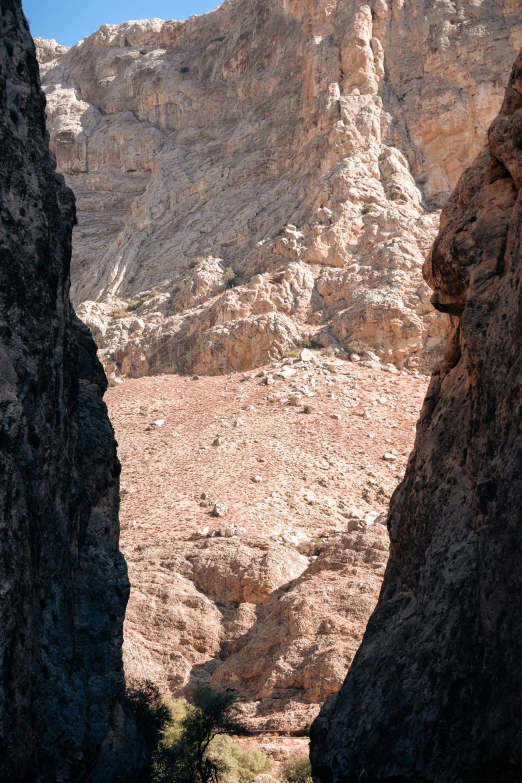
126;681;271;783
283;756;313;783
110;308;128;319
223;266;237;286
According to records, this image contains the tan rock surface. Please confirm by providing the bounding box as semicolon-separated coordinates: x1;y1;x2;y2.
34;37;68;65
38;1;522;376
108;351;427;727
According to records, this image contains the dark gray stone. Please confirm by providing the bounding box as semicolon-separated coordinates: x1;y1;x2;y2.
0;2;144;779
311;49;522;783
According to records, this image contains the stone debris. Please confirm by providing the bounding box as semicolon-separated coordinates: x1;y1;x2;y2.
110;355;427;729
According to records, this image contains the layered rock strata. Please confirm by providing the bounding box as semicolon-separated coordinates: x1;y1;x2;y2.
311;47;522;783
39;0;522;376
0;4;142;780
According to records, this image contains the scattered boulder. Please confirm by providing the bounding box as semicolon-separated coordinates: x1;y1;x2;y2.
213;502;229;518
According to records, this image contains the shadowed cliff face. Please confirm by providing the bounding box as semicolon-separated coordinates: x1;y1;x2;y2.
310;50;522;783
0;2;143;780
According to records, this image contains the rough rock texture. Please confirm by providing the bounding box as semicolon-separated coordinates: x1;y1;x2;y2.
38;0;522;376
0;4;142;781
34;37;68;66
125;524;388;730
107;353;427;728
311;47;522;783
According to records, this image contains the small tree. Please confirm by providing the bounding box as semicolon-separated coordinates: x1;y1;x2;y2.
156;686;240;783
223;267;237;286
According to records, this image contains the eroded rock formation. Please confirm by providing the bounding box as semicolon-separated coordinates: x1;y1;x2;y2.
0;3;142;780
124;527;388;729
38;0;522;377
109;351;426;729
311;47;522;783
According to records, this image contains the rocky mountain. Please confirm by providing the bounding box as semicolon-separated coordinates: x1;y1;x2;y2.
0;3;142;780
38;0;522;378
311;46;522;783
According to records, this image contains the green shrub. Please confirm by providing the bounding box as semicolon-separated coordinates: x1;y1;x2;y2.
210;735;271;783
303;405;312;414
180;66;190;74
284;756;312;783
213;36;226;42
288;395;300;407
321;346;334;357
223;266;237;285
160;697;190;747
362;203;378;214
107;376;118;387
110;308;128;319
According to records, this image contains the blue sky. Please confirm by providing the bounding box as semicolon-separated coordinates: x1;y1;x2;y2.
23;0;220;47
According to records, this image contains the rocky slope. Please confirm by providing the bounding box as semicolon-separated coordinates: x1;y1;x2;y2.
106;351;427;728
0;4;142;780
311;46;522;783
38;0;522;377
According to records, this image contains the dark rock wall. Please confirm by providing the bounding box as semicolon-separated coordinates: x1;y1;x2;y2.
311;50;522;783
0;1;143;780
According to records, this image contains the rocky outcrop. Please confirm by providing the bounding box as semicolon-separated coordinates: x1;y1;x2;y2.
124;525;388;730
38;1;522;376
0;5;142;781
34;37;68;65
311;48;522;783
